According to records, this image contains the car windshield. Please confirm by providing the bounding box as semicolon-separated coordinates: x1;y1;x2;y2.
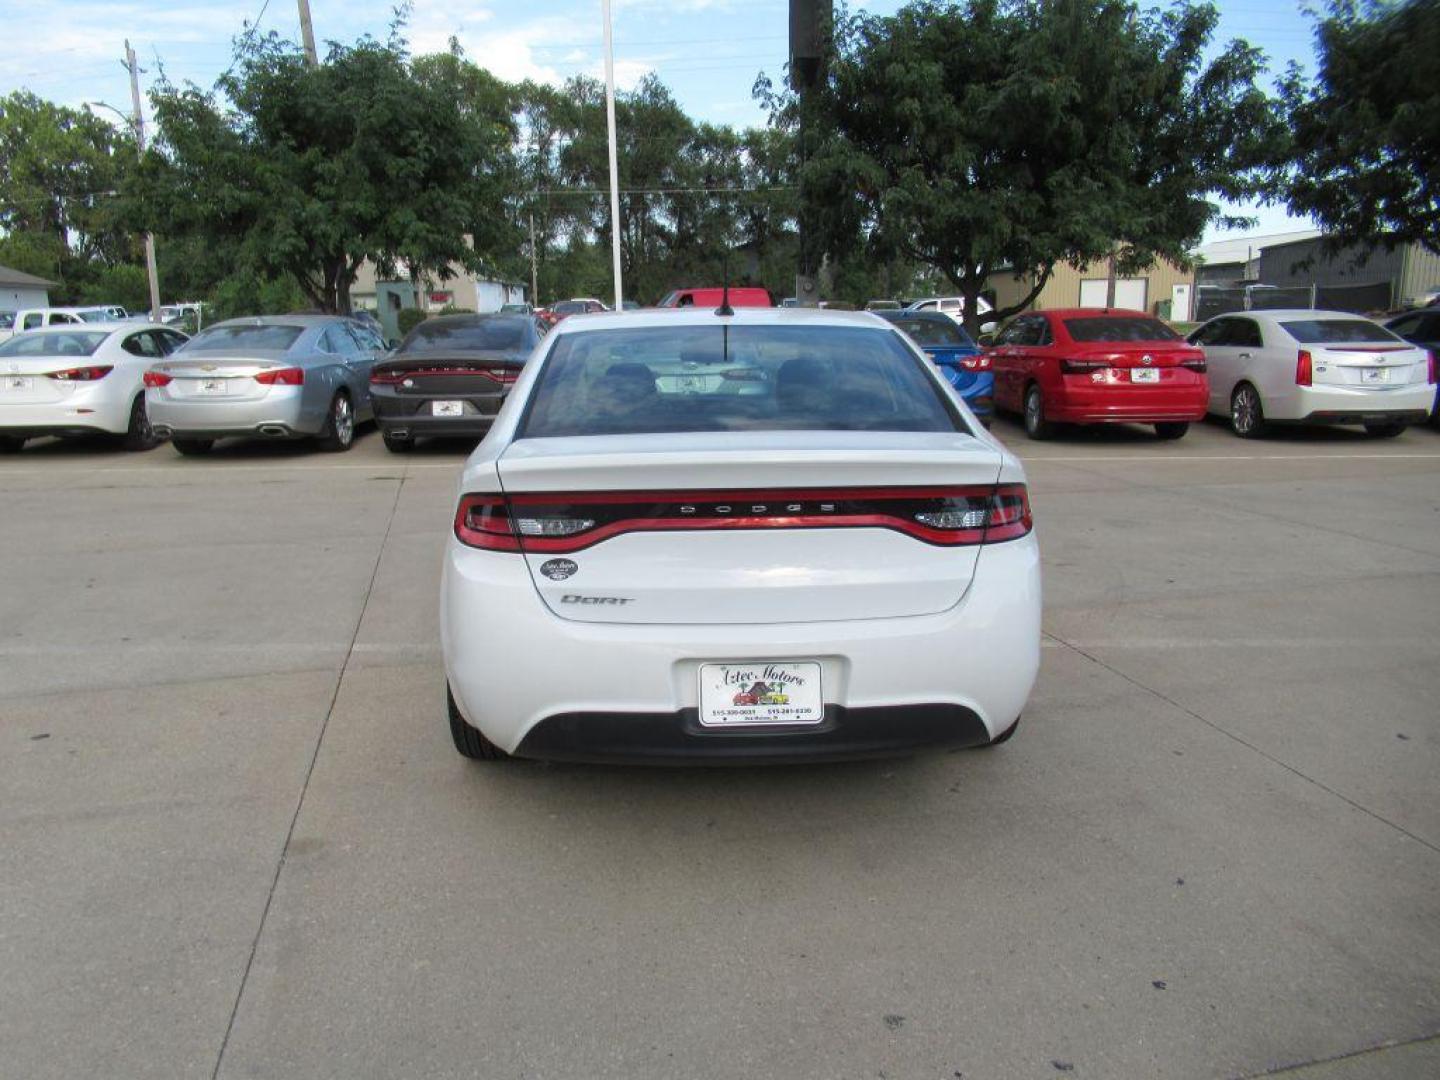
1064;317;1180;342
520;324;962;437
889;317;973;347
1281;319;1401;344
77;310;111;323
0;331;109;357
184;325;305;352
400;317;529;354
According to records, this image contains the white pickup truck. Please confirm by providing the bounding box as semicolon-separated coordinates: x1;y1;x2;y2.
0;306;112;341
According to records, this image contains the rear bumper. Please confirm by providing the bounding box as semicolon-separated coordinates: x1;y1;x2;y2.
442;531;1042;759
1264;383;1435;423
0;392;132;436
371;389;506;438
1292;409;1430;427
1047;391;1208;424
515;703;994;763
146;386;321;439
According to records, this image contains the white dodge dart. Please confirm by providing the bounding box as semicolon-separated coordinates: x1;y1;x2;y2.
441;307;1041;763
0;322;189;452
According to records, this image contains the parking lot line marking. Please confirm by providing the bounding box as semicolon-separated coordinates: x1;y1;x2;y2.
1022;452;1440;463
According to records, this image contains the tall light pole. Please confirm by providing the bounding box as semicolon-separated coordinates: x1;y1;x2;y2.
601;0;624;310
298;0;319;66
124;42;163;323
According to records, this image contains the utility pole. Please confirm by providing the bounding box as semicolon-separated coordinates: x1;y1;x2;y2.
600;0;624;310
298;0;319;66
528;212;540;308
1105;249;1118;308
790;1;829;307
125;41;163;324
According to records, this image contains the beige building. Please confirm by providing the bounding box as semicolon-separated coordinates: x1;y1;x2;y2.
987;257;1196;320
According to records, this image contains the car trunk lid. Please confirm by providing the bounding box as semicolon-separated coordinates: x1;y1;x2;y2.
1308;344;1429;389
492;431;1006;624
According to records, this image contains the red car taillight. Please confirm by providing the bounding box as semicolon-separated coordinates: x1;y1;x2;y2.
454;485;1035;554
958;354;991;371
370;369;406;385
47;365;113;381
143;371;172;387
1428;350;1436;385
1296;349;1313;387
1059;358;1107;374
1180;357;1207;372
255;367;304;385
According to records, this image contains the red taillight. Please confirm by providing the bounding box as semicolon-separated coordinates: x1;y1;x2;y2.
1180;357;1207;372
1059;358;1106;374
255;367;304;386
142;371;172;387
482;367;521;384
1296;350;1312;387
1428;350;1436;385
370;369;406;385
959;354;991;371
47;365;113;381
455;494;522;551
454;486;1035;554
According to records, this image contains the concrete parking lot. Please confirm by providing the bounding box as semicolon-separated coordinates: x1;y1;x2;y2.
2;417;1438;1080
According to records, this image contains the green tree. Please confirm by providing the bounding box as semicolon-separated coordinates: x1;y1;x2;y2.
1279;0;1439;253
133;31;517;313
760;0;1281;330
0;92;141;297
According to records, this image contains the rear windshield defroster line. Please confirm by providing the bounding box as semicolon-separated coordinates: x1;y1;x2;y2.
1281;319;1402;345
517;324;966;438
1063;317;1180;343
185;325;305;352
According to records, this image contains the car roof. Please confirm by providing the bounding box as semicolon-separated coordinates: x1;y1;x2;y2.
205;315;338;329
18;321;141;333
1239;309;1381;321
875;309;954;323
548;306;889;335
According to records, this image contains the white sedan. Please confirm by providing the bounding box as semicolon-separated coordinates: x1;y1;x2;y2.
1188;309;1435;437
0;323;188;452
441;307;1041;763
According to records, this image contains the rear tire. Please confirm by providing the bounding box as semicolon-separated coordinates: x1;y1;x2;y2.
316;391;355;452
172;438;214;456
980;717;1020;747
1023;385;1053;440
448;684;509;761
1230;383;1267;438
1154;421;1189;440
0;435;25;453
1363;420;1407;438
121;394;161;451
381;430;414;453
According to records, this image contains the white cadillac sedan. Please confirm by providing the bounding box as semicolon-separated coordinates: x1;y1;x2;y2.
1188;309;1436;437
441;307;1041;763
0;322;188;452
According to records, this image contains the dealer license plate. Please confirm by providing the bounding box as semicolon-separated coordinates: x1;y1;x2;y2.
432;400;464;416
1361;367;1389;384
5;376;32;391
198;379;228;395
1130;368;1160;383
698;661;825;728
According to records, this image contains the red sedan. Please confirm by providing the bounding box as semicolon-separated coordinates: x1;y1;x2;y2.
987;308;1209;439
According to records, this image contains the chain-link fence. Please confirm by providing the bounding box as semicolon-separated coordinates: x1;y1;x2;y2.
1194;280;1395;321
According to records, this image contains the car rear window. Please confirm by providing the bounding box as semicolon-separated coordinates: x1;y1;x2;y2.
888;316;973;347
0;331;108;357
1064;317;1180;342
184;325;304;352
1281;319;1401;344
400;317;529;353
519;325;963;437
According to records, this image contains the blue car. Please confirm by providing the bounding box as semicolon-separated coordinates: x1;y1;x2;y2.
878;310;993;425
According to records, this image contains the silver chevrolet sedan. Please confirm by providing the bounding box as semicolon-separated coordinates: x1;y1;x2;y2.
145;315;384;454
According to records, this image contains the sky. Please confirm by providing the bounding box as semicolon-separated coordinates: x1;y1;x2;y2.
0;0;1323;243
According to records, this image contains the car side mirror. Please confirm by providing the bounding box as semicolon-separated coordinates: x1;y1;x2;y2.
977;333;995;347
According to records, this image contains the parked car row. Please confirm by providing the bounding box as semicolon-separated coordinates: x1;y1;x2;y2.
975;307;1436;440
